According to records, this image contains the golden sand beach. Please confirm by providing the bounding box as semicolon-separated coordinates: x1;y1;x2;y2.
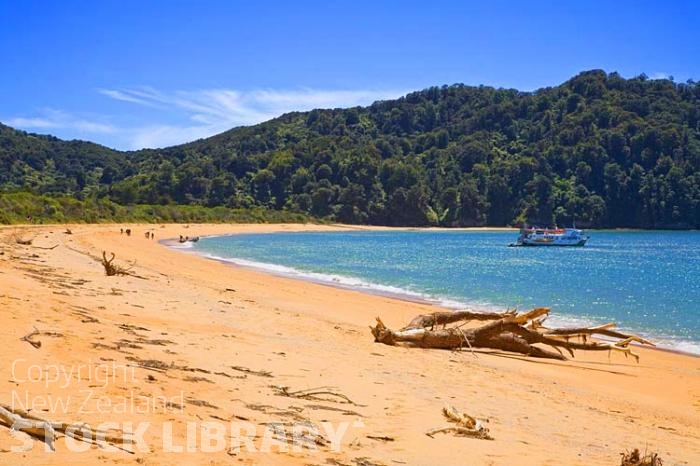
0;223;698;465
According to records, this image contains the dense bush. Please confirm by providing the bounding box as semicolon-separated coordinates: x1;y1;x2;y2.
2;70;699;228
0;192;312;225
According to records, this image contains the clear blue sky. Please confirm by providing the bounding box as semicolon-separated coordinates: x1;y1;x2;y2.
1;0;698;150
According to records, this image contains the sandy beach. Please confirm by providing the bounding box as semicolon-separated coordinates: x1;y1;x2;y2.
0;223;698;466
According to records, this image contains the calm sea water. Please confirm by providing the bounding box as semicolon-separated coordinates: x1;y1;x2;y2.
189;230;700;354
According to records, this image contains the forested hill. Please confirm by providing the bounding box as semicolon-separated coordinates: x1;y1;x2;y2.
2;70;699;228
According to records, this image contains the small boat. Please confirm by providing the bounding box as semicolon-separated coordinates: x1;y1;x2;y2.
510;226;589;247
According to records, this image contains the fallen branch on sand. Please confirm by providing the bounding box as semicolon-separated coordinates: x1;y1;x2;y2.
186;398;218;409
20;330;43;349
20;328;63;349
100;251;147;279
620;447;663;466
371;308;655;361
366;435;394;442
101;251;132;276
305;403;362;416
230;365;272;377
32;244;59;250
0;405;131;453
272;385;361;406
426;404;493;440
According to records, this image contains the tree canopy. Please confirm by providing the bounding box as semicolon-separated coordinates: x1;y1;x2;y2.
2;70;699;228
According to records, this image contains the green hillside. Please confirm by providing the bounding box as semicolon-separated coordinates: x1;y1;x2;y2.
2;70;699;227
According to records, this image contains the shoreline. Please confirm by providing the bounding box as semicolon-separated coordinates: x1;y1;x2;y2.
1;223;698;465
167;228;700;359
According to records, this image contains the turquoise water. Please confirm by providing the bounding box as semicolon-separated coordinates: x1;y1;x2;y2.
190;230;700;354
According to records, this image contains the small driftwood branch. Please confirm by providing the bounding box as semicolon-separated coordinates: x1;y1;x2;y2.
101;251;129;276
620;447;663;466
20;328;62;349
20;330;42;349
426;404;493;440
230;365;272;378
32;244;59;250
366;435;394;442
100;251;147;279
272;385;361;406
540;322;655;346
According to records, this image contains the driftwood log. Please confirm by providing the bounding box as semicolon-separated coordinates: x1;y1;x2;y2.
0;405;130;452
371;308;655;361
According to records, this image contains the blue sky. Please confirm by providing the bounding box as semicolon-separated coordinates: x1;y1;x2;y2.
1;1;698;150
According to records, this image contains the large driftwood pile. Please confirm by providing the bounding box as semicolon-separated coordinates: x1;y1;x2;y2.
370;308;654;361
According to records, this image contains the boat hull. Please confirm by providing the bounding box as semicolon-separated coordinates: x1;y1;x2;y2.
518;238;587;247
511;227;589;247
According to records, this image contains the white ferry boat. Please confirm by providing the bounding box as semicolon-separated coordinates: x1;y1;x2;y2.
511;227;589;247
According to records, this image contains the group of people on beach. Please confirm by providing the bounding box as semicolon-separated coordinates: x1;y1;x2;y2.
117;227;199;243
120;228;155;239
